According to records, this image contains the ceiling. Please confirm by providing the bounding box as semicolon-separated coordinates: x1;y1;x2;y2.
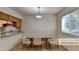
11;7;64;15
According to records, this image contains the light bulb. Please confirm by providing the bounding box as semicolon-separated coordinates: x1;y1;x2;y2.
36;15;42;19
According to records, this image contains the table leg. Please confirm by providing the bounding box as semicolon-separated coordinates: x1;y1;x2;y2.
44;38;49;49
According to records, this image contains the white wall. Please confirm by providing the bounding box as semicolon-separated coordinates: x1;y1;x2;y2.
0;7;22;19
22;15;56;38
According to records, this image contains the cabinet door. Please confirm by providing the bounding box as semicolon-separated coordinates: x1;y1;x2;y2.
8;16;16;21
16;19;21;28
0;12;9;20
9;16;21;28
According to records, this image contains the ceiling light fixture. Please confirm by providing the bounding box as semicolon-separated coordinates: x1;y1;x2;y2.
35;7;42;19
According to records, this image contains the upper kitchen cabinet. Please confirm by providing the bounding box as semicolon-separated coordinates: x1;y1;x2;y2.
0;12;9;20
0;11;22;28
8;16;21;28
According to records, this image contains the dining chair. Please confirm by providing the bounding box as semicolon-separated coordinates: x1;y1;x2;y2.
22;36;31;48
33;38;42;48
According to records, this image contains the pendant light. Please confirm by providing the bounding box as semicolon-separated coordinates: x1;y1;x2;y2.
36;7;42;19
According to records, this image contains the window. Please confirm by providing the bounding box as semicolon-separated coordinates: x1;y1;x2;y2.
61;9;79;36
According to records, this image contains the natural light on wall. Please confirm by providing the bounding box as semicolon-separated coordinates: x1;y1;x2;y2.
61;9;79;36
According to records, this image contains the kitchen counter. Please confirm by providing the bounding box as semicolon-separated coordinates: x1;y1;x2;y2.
0;32;23;51
0;31;22;38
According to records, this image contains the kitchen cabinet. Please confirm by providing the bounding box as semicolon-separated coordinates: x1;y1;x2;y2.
9;16;21;28
0;33;22;51
0;12;9;20
0;11;22;28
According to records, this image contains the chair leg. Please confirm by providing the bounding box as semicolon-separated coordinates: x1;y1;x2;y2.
55;45;59;49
